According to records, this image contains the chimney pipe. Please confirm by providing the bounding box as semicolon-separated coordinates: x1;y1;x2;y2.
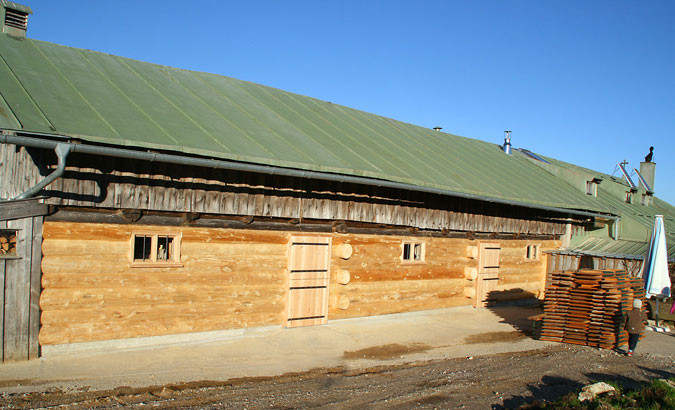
503;130;512;155
639;161;655;192
433;126;442;132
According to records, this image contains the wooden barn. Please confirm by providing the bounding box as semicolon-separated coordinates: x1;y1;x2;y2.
1;3;674;362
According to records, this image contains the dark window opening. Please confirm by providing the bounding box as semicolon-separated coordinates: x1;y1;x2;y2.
403;243;411;260
134;235;152;261
526;245;539;260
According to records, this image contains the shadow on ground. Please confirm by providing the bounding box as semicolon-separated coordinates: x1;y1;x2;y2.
485;289;542;337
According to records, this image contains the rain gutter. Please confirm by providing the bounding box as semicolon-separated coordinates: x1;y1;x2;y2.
0;133;619;221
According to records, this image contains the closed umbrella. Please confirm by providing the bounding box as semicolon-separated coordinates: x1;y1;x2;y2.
640;215;671;326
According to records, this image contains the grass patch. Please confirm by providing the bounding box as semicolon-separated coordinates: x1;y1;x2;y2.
524;378;675;409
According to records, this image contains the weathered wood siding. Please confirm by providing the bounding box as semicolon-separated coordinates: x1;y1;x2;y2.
1;214;43;362
1;144;575;235
546;253;644;275
40;221;559;345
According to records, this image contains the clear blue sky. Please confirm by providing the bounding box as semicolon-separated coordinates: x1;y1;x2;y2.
24;0;675;205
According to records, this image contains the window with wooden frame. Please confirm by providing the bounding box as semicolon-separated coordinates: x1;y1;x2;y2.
401;241;425;263
0;229;18;258
130;232;182;267
625;191;634;204
525;244;539;260
585;180;598;196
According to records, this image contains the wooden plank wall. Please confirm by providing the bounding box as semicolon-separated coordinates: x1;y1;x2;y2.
1;144;574;235
40;221;559;345
546;253;644;276
1;215;43;361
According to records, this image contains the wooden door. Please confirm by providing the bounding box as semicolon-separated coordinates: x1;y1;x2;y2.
474;242;501;308
285;235;331;328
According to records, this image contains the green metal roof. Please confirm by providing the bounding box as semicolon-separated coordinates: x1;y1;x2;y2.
0;34;614;214
524;153;675;261
563;236;675;263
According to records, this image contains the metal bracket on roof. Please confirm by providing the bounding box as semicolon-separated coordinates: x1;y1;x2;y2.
633;168;654;193
12;142;71;200
618;161;636;189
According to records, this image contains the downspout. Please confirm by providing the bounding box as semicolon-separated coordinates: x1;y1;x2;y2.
12;143;71;200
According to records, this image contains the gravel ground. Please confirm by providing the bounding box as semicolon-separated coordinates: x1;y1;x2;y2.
2;340;673;409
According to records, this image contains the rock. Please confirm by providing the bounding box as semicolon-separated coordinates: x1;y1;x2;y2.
578;382;616;402
659;379;675;389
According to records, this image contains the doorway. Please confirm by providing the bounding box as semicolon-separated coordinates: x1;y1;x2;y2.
474;242;501;308
285;235;331;327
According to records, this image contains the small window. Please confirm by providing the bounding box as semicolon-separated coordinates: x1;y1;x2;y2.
641;194;653;206
131;232;182;266
402;241;425;263
586;181;598;196
526;245;539;260
0;229;18;258
625;191;633;204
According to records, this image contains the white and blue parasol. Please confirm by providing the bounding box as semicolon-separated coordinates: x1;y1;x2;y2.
641;215;671;299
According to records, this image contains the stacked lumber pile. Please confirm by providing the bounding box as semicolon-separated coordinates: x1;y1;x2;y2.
540;269;645;349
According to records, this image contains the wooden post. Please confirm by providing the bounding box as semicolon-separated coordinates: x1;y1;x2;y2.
3;217;31;361
0;219;5;363
28;216;43;359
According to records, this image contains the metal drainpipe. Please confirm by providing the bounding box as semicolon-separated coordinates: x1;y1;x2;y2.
0;133;619;222
13;143;71;200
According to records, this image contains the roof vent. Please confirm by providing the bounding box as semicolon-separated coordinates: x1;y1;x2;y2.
1;1;32;38
502;130;512;154
433;126;442;132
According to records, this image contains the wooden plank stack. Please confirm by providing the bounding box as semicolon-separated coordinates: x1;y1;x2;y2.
540;269;645;349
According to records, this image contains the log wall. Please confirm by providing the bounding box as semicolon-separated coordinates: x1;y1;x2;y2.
40;222;289;345
40;221;559;345
329;236;557;319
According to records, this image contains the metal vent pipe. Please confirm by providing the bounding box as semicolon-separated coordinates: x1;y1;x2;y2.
503;130;512;155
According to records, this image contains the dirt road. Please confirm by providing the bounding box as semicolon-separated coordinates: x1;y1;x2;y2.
2;335;673;409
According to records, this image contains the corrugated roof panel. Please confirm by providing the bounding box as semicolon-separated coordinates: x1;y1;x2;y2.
0;38;116;137
191;74;348;169
0;53;52;131
239;81;407;177
566;236;675;262
221;77;383;175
